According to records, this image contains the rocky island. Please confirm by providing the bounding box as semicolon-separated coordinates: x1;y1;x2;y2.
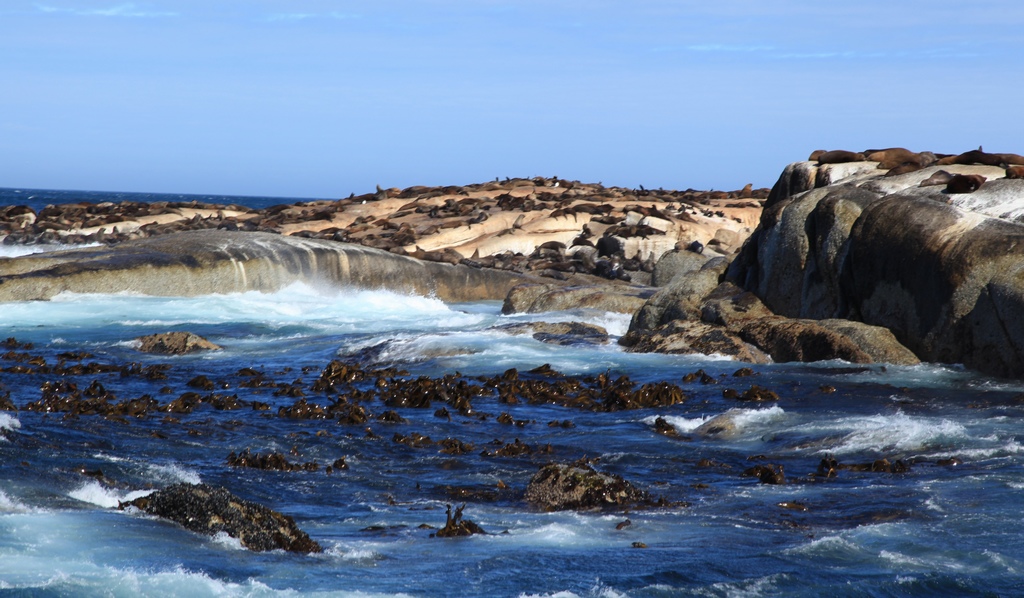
2;152;1024;595
4;147;1024;377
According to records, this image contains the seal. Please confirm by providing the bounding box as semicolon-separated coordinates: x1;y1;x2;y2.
596;232;624;258
937;150;1010;167
919;170;954;187
815;150;866;165
885;162;925;176
945;174;987;194
1006;166;1024;179
866;147;916;168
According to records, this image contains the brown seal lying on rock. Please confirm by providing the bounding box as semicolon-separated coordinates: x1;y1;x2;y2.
945;174;987;194
812;150;866;164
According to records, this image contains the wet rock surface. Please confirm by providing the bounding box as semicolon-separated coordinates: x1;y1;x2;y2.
525;461;653;511
136;332;222;355
123;483;322;553
496;321;610;346
433;504;487;537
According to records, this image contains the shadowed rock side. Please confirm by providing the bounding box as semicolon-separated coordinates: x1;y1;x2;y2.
729;149;1024;377
0;230;536;302
619;276;917;366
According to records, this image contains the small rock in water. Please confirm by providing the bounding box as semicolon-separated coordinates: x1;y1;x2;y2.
742;464;786;485
121;483;322;553
136;332;221;355
433;503;486;537
525;461;652;511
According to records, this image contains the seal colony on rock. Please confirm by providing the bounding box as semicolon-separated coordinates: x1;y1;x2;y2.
5;150;1024;378
0;177;767;286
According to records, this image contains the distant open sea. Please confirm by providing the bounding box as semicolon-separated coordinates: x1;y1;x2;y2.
1;187;1023;597
0;186;328;213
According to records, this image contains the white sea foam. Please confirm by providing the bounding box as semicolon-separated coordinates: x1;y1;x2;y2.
879;550;969;573
519;584;627;598
698;574;785;598
644;406;786;437
7;563;418;597
68;481;154;509
794;412;969;456
508;522;584;547
11;283;486;335
0;490;35;513
325;543;385;562
929;438;1024;460
643;413;710;433
783;534;864;559
146;462;202;485
0;243;101;258
0;413;21;438
981;549;1020;574
210;531;246;551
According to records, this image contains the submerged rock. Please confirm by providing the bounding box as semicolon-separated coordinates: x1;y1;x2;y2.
496;321;610;346
122;483;322;553
525;462;651;511
502;283;654;315
136;332;221;355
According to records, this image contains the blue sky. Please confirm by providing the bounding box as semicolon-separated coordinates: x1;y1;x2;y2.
1;1;1022;198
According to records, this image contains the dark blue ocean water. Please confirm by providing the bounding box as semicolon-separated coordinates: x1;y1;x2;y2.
1;190;1023;597
0;186;328;213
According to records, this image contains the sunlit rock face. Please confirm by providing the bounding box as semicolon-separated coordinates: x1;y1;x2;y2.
730;153;1024;377
0;230;532;303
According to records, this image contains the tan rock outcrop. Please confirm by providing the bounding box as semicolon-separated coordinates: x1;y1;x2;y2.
729;150;1024;377
136;332;221;355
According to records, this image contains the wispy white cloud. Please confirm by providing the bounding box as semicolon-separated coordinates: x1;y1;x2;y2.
686;44;775;53
667;42;982;61
265;12;358;22
35;3;177;18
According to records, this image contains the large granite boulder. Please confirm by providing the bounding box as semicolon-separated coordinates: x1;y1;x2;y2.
698;282;776;326
0;230;535;303
651;249;712;286
629;260;729;331
622;280;915;365
122;483;322;553
732;317;917;365
620;319;770;363
729;156;1024;377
